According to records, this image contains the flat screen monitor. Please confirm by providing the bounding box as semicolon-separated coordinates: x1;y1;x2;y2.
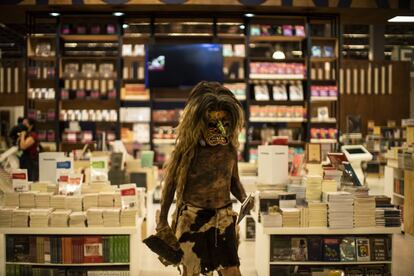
146;44;223;88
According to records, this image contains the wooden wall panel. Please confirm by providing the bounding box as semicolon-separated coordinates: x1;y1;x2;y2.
339;60;410;135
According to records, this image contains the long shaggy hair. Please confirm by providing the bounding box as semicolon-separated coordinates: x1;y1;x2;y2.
163;81;244;204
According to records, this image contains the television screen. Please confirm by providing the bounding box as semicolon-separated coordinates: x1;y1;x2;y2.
146;44;223;88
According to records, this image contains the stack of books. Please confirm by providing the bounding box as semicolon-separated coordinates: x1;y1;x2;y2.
0;207;16;227
304;175;322;201
83;193;99;210
114;193;122;208
308;201;328;227
120;209;137;226
262;212;282;228
321;179;337;193
4;193;19;207
375;208;401;227
51;195;66;209
103;208;120;227
12;209;30;227
299;207;309;227
354;195;376;227
326;192;354;229
19;192;36;208
35;193;53;208
30;208;53;227
323;167;342;183
86;208;104;226
65;196;83;212
281;208;300;227
69;211;86;227
50;209;71;227
287;184;306;205
99;193;115;207
279;192;296;208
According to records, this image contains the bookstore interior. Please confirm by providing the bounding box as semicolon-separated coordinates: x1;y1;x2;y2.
1;1;414;276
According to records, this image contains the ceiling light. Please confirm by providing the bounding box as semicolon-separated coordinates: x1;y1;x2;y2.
272;50;285;60
50;12;60;17
113;12;124;17
388;16;414;22
239;24;245;30
244;13;254;18
122;24;129;29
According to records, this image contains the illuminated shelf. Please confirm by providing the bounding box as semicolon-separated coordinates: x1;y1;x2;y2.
261;226;401;235
250;36;305;42
311;97;338;102
61;34;118;41
6;262;129;267
250;117;306;123
250;74;305;80
310;138;338;144
269;261;392;265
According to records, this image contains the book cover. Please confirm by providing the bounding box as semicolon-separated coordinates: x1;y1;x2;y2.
371;237;387;261
291;237;308;261
323;238;340;261
272;84;288;101
84;236;103;263
340;237;356;261
307;237;323;261
270;236;291;261
311;46;322;57
254;85;270;101
109;236;114;263
356;238;371;261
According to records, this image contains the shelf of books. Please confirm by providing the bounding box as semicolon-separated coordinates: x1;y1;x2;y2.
255;223;398;276
308;18;339;147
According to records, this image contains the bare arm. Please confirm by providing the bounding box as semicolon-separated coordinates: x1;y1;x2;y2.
19;133;35;150
230;156;247;203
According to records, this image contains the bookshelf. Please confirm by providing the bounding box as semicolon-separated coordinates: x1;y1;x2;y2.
255;222;399;276
0;224;142;275
25;13;340;163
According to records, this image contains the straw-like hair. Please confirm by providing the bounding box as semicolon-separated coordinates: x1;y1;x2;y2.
163;81;244;203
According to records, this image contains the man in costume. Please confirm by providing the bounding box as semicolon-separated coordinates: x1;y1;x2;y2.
156;81;252;276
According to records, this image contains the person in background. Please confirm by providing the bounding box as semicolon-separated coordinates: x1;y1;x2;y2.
8;117;24;146
19;118;39;181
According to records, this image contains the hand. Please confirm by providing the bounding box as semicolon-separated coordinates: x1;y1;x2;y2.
20;131;26;137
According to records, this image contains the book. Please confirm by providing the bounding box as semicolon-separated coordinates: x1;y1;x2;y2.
291;237;308;261
84;236;103;263
308;237;323;261
365;265;385;276
356;237;371;261
254;85;270;100
272;83;288;101
340;237;356;261
323;238;340;261
270;236;291;261
237;193;254;224
311;45;322;57
371;237;387;261
13;236;31;262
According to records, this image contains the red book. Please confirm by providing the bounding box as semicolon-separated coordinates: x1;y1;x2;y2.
83;236;103;263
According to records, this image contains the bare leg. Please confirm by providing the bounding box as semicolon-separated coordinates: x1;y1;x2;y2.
219;266;241;276
183;265;199;276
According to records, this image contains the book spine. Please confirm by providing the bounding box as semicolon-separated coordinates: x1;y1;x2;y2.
110;236;114;263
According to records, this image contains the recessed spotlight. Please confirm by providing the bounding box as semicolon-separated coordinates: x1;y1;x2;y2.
388;16;414;22
122;24;129;29
113;12;124;17
244;13;254;18
239;24;245;30
50;12;60;17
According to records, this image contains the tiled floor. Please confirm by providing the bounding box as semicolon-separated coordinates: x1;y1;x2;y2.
140;177;414;275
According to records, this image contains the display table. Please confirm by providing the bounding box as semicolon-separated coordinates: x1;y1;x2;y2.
255;221;400;276
0;220;143;275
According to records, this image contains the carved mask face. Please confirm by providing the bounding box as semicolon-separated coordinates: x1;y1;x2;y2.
203;110;230;146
